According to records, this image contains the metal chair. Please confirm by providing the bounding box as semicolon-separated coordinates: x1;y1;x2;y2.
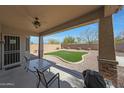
35;67;60;88
24;56;30;72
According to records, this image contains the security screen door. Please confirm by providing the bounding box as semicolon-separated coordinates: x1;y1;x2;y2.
4;36;20;67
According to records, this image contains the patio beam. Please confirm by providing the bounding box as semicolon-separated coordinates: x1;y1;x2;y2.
39;5;122;36
38;36;43;59
104;5;122;17
98;15;118;87
39;7;104;36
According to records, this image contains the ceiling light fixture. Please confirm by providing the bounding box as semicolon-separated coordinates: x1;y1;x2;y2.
32;17;41;29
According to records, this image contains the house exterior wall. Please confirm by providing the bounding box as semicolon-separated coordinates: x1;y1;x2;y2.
0;24;2;69
0;24;38;69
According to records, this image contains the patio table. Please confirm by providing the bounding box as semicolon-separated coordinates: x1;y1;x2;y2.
27;58;55;72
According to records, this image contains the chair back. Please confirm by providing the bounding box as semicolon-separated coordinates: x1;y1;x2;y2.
35;68;47;87
24;56;30;62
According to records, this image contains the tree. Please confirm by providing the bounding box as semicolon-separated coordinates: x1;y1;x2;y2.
115;36;122;45
79;28;98;44
48;39;60;44
120;31;124;39
62;36;76;44
75;37;82;44
115;31;124;45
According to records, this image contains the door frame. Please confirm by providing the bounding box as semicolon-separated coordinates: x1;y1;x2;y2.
2;34;21;69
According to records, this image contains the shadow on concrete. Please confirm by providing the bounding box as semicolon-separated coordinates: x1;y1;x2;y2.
29;54;83;79
53;64;83;79
38;70;73;88
0;66;73;88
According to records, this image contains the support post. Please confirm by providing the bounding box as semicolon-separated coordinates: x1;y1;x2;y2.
38;36;43;59
98;15;118;87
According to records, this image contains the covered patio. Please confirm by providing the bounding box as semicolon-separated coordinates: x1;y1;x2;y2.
0;5;122;88
0;61;84;88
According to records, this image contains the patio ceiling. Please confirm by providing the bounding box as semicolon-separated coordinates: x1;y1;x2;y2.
0;5;102;34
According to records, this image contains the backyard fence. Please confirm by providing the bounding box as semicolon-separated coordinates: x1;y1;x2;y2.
30;43;124;56
62;43;124;52
30;44;61;55
61;44;98;50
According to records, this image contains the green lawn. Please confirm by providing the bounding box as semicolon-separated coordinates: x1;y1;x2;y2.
45;50;87;62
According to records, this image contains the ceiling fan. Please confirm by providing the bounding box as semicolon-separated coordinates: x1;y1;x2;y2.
22;6;46;30
32;17;41;29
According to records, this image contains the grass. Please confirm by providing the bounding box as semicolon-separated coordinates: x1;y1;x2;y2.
45;50;87;62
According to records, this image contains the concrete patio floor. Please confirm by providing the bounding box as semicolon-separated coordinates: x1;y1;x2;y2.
116;56;124;67
0;50;124;88
44;50;124;87
0;64;84;88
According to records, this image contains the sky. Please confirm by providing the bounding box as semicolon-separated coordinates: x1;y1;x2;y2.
30;8;124;44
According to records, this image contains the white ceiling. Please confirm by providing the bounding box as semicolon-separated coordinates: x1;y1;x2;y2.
0;5;102;33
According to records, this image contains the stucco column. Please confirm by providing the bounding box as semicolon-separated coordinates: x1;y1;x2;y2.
38;36;43;59
98;15;118;87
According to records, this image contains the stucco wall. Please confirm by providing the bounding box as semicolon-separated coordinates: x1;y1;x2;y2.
30;44;38;56
44;44;61;53
30;44;61;56
0;24;2;69
62;44;124;52
62;44;98;50
0;24;38;68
